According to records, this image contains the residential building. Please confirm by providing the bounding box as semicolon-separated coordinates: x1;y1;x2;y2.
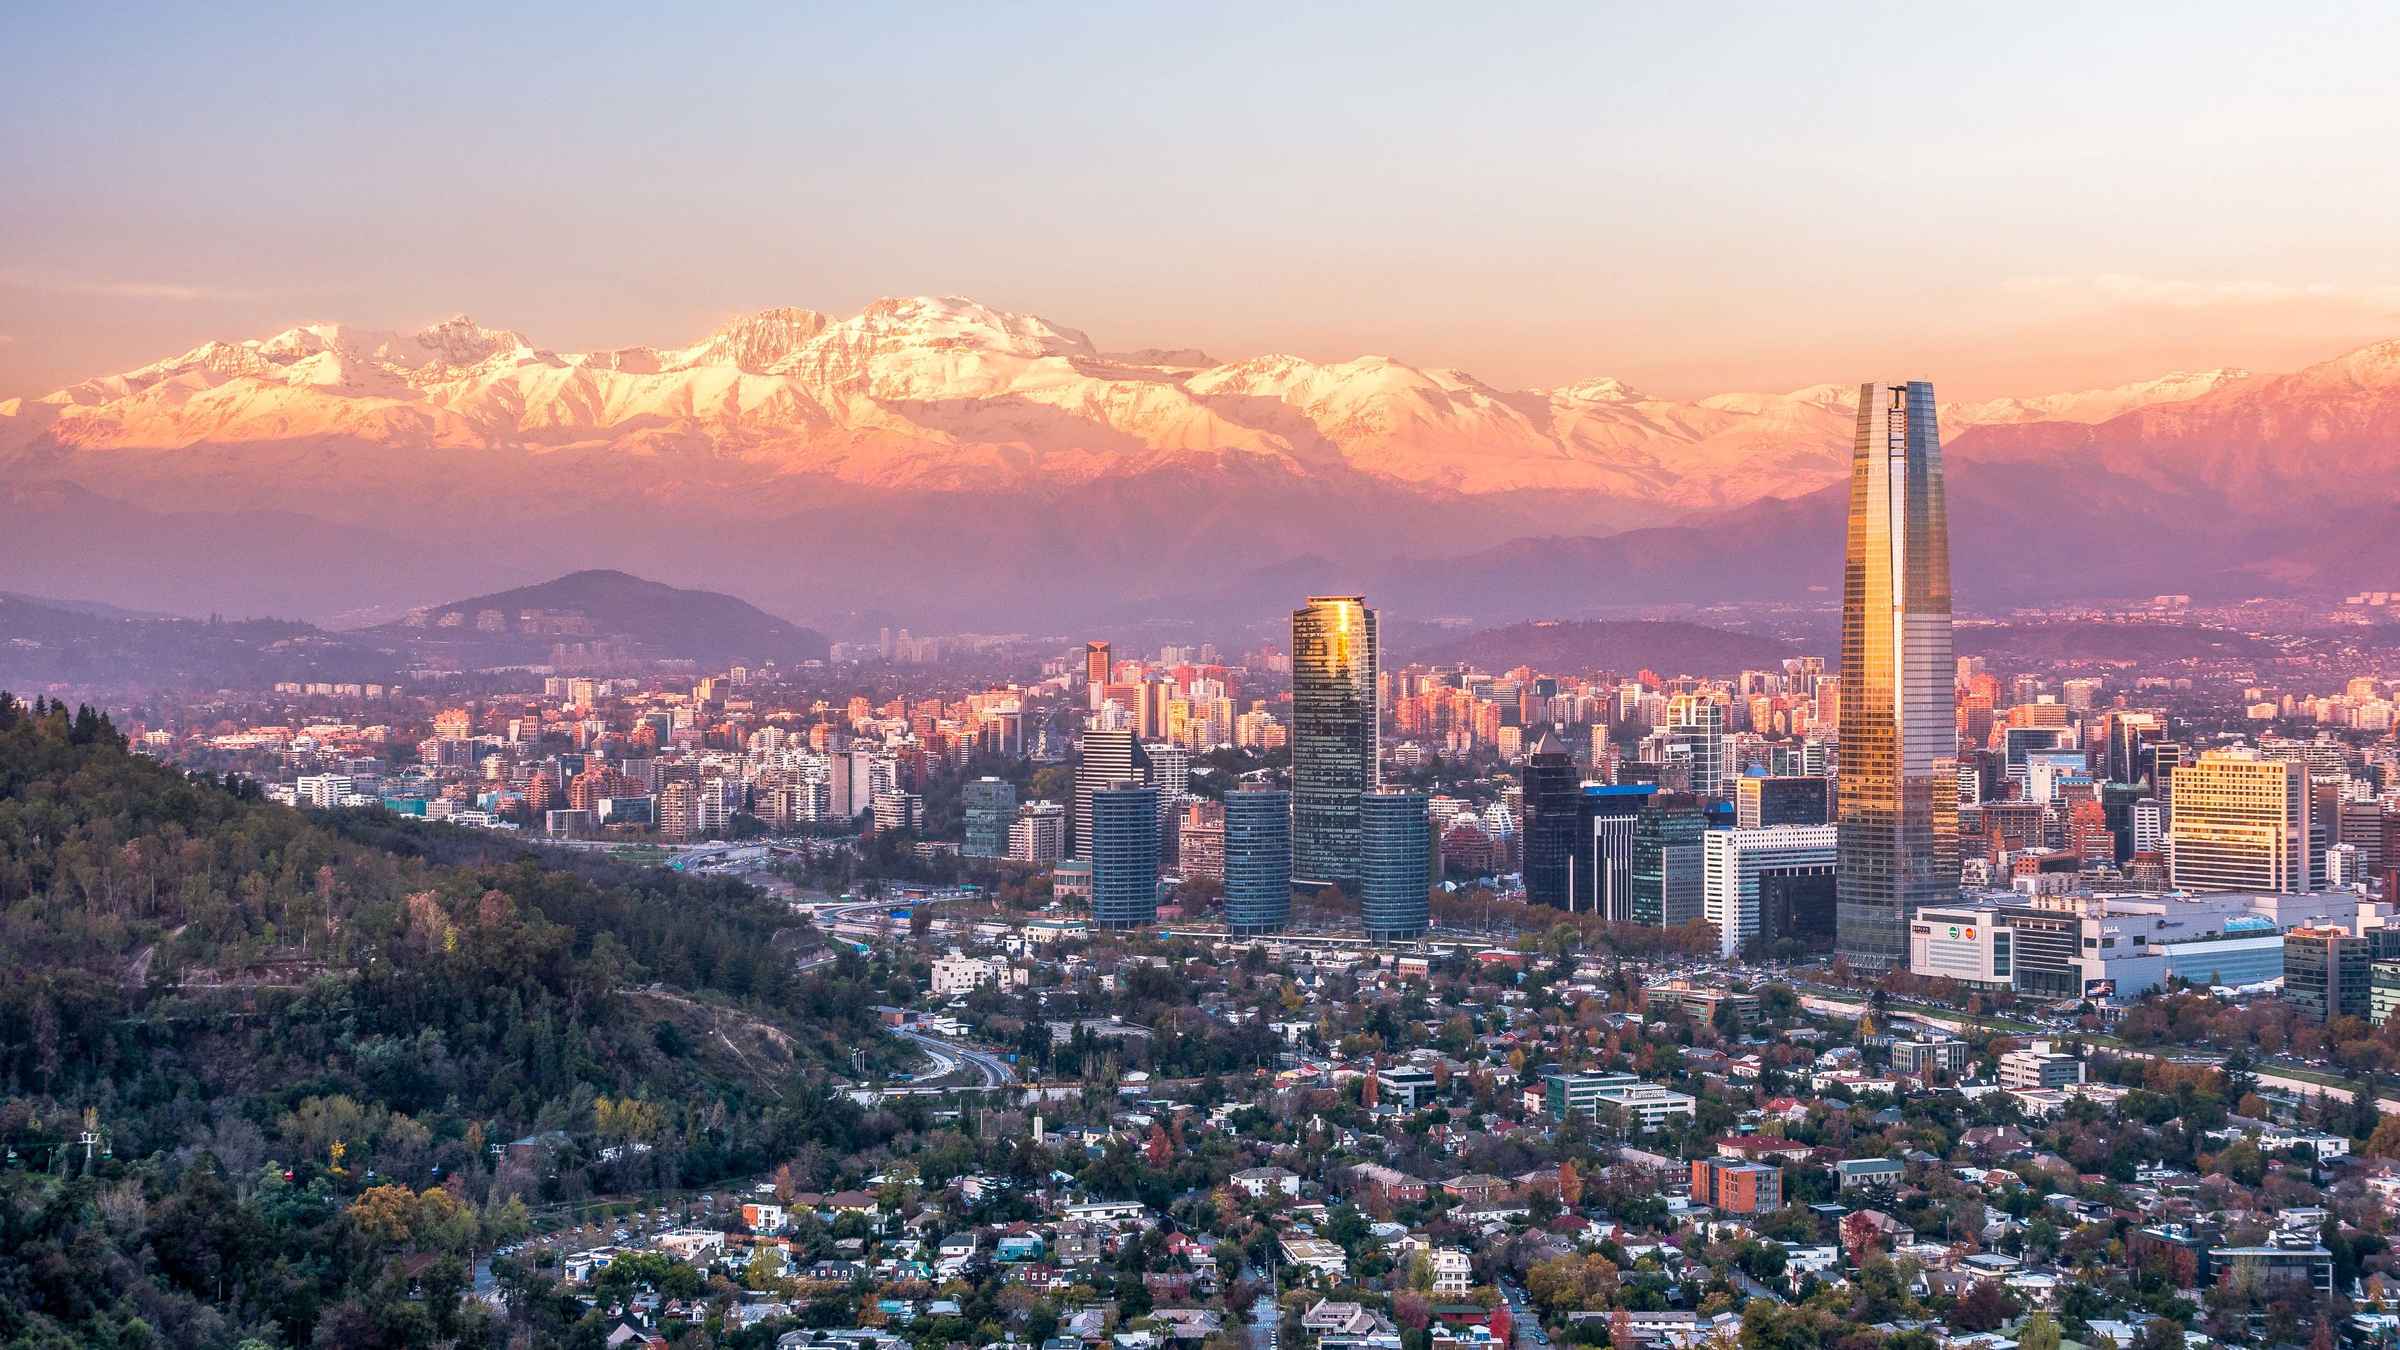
1690;1157;1782;1214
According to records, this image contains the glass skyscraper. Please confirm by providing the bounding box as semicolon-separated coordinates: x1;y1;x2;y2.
1222;787;1292;935
1359;790;1430;941
1089;783;1162;929
1835;380;1959;970
1291;595;1378;891
1520;728;1582;909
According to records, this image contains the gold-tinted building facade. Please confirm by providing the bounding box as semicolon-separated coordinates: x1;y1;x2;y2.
1836;381;1959;969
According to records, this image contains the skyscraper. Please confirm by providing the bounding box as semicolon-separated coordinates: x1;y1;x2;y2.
1073;729;1150;860
1223;787;1293;935
1571;784;1656;918
1835;380;1959;970
1359;790;1430;941
1089;784;1162;929
1520;728;1582;909
1084;640;1112;700
1291;595;1379;891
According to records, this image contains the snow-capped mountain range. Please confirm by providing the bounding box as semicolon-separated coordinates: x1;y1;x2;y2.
5;295;2399;624
0;295;2257;511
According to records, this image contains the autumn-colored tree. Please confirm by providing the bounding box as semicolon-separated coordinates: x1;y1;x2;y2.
1558;1160;1584;1208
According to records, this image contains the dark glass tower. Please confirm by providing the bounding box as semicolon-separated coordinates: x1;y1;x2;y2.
1359;791;1429;941
1222;787;1292;935
1520;728;1581;909
1089;784;1162;929
1291;595;1378;891
1629;792;1707;928
1835;380;1959;970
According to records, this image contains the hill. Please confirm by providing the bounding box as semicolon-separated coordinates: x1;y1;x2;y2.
0;591;394;692
1411;619;1800;676
382;568;830;666
0;696;894;1346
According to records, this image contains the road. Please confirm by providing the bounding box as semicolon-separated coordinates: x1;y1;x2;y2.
891;1027;1017;1089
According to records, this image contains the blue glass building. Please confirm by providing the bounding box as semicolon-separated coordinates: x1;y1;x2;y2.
1360;791;1430;941
1223;788;1292;935
1089;784;1162;929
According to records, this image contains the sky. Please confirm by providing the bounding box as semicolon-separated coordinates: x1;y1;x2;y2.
6;1;2400;402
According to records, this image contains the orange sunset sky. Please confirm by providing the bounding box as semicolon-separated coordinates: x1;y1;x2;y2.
6;2;2399;403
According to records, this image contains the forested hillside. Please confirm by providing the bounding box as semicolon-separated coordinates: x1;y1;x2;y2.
0;695;905;1348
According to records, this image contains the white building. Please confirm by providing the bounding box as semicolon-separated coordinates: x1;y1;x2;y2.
930;952;1004;996
1998;1040;2085;1091
1703;825;1837;957
1430;1247;1473;1296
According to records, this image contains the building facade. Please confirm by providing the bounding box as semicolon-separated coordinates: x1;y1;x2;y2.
1088;784;1162;929
1359;790;1430;941
1836;380;1960;969
1291;596;1379;891
1223;787;1293;935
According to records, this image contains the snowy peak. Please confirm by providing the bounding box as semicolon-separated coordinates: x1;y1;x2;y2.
667;307;831;372
401;315;532;368
1552;376;1649;404
1944;368;2253;427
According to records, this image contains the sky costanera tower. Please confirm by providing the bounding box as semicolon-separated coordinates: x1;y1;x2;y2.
1835;381;1959;969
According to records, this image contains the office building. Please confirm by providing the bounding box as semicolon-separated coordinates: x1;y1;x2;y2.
1630;793;1708;928
2284;926;2371;1024
1088;784;1162;929
1291;595;1379;891
1836;380;1960;970
1223;787;1293;935
1572;784;1655;918
1703;824;1838;956
1665;698;1727;798
1073;729;1151;861
1998;1040;2085;1091
962;777;1017;858
1521;729;1582;908
1084;640;1111;706
2169;749;2309;894
1736;774;1830;829
1359;790;1430;941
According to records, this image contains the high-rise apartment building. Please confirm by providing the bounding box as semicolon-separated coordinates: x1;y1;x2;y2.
2284;926;2371;1024
1007;800;1067;864
1089;784;1162;929
1291;595;1379;891
1359;791;1429;941
1836;380;1959;970
1223;787;1293;935
2168;749;2310;894
1521;729;1582;908
1178;800;1227;880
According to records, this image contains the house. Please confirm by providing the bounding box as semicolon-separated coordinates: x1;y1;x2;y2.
936;1233;979;1271
1429;1247;1473;1296
1280;1236;1349;1279
1232;1166;1302;1201
1351;1163;1427;1204
1443;1174;1512;1204
997;1234;1046;1262
741;1202;788;1234
1836;1157;1906;1191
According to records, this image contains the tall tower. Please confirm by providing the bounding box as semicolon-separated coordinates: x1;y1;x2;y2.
1359;791;1430;941
1520;728;1582;909
1291;595;1379;891
1835;380;1958;970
